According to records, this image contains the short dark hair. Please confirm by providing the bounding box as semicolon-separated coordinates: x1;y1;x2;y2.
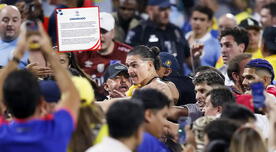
220;27;249;52
221;103;256;124
263;2;276;17
3;70;41;119
227;53;252;81
193;71;224;86
192;5;213;20
204;118;240;144
132;88;170;110
128;45;161;70
204;140;228;152
194;66;225;81
206;87;236;108
106;99;144;139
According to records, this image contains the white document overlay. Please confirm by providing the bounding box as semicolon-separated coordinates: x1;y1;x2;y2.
56;7;101;52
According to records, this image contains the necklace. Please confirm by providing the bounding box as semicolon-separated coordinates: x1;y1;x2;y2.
145;77;158;85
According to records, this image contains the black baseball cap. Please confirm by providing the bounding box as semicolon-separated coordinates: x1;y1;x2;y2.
104;63;128;82
239;18;262;31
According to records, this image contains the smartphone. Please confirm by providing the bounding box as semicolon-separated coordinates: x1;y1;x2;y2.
26;20;38;32
250;82;266;109
178;117;191;145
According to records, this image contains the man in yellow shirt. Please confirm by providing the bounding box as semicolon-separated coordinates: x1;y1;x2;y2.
239;18;263;59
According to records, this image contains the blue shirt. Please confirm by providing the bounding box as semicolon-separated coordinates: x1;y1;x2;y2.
0;38;17;66
184;32;221;75
137;132;171;152
0;109;74;152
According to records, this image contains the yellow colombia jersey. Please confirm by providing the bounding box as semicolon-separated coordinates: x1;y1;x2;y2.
235;8;252;24
251;48;264;59
126;84;141;97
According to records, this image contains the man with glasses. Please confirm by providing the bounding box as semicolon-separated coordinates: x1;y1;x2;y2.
75;12;132;87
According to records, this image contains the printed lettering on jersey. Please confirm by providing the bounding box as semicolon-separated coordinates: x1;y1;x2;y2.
117;46;131;52
148;34;159;42
97;64;105;73
91;74;104;86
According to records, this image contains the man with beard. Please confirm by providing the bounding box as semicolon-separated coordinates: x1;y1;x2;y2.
0;5;22;67
75;12;132;87
227;53;252;95
125;0;190;73
242;58;276;97
112;0;140;42
103;63;131;99
260;2;276;28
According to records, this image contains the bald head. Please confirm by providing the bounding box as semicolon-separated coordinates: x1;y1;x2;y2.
0;5;22;42
218;14;237;32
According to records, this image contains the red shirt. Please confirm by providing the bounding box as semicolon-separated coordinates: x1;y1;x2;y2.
75;41;132;86
267;85;276;97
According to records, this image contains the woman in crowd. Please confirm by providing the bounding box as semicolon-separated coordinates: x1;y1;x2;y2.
229;127;267;152
68;77;108;152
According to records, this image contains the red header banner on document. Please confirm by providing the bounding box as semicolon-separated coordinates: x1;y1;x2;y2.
56;7;101;52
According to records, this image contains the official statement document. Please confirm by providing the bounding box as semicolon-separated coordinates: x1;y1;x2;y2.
56;7;101;52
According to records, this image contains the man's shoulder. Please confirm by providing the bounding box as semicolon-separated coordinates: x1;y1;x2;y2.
167;22;182;31
114;41;132;53
86;143;106;152
137;132;170;152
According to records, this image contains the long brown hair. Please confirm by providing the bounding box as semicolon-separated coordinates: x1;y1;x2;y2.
68;103;105;152
229;127;267;152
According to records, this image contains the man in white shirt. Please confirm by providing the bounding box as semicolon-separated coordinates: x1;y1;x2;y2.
86;100;144;152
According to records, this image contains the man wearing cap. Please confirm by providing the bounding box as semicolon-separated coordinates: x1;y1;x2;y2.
242;58;276;97
157;52;196;105
39;80;61;114
103;63;131;99
262;26;276;79
75;12;132;87
239;18;263;59
125;0;190;73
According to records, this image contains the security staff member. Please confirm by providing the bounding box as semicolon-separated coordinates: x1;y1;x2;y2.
157;52;196;105
125;0;190;73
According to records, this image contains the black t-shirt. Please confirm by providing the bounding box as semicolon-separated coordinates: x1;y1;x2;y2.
163;75;196;106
